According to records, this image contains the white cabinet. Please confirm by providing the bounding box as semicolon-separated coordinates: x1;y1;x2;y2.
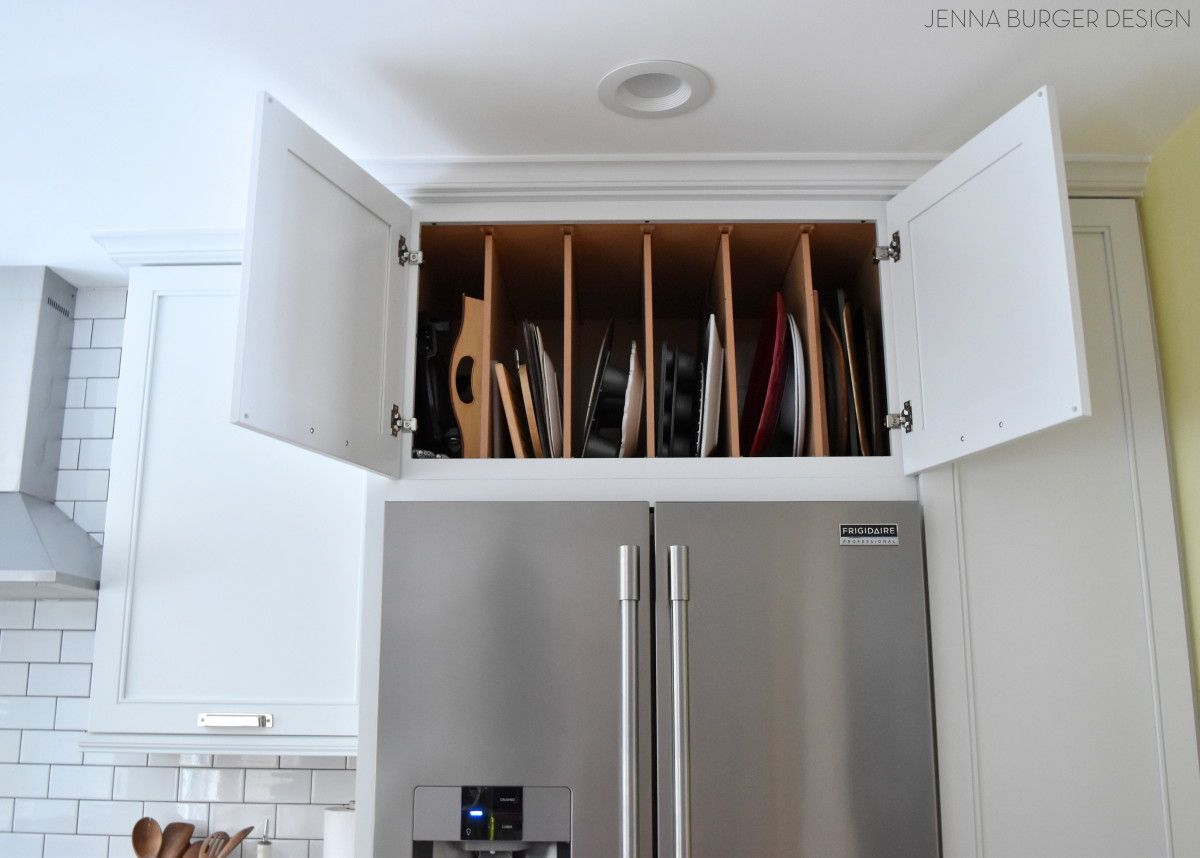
233;87;1089;481
87;265;366;753
924;199;1200;856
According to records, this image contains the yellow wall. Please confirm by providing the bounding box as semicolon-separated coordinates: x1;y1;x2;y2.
1141;103;1200;688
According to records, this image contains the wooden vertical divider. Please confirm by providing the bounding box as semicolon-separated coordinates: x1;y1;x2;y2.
642;228;656;458
480;228;512;458
781;227;829;456
711;228;740;456
562;227;575;458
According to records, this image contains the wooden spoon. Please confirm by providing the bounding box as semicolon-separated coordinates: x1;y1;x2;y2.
199;832;228;858
181;842;201;858
217;826;255;858
159;822;196;858
131;817;162;858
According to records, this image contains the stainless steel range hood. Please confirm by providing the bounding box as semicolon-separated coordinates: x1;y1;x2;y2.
0;267;101;598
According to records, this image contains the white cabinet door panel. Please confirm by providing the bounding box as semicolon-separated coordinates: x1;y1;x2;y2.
234;93;412;477
887;86;1089;474
91;265;365;744
923;199;1200;856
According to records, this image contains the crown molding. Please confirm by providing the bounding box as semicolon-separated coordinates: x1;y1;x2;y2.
92;228;243;268
358;152;1149;202
92;153;1147;265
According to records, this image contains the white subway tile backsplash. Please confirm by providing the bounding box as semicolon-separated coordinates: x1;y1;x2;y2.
12;799;77;834
77;440;114;470
43;833;108;857
213;755;277;769
0;730;21;762
76;800;142;835
58;632;93;664
58;440;80;470
262;840;308;858
279;756;344;770
65;380;86;409
84;380;119;410
0;602;35;629
0;797;12;829
0;631;61;662
53;698;89;731
346;756;356;770
111;766;176;801
0;664;28;694
0;832;44;857
26;665;91;697
68;349;121;379
208;803;274;838
89;320;125;349
0;697;56;729
54;502;74;520
61;409;115;439
178;768;243;803
0;697;58;732
146;753;211;767
82;752;145;767
0;764;50;797
48;765;113;800
55;470;108;502
20;731;83;765
33;602;96;631
310;769;354;805
141;802;209;836
74;289;127;320
245;769;310;804
72;503;107;533
72;320;93;349
275;803;324;839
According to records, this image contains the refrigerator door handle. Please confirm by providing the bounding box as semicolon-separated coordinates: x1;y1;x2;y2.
669;545;692;858
619;544;640;858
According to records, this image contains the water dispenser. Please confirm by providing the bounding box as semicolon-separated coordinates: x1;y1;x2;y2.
412;786;571;857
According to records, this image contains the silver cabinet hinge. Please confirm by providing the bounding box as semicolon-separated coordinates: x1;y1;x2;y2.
390;404;417;437
873;231;901;264
398;235;424;266
884;400;913;433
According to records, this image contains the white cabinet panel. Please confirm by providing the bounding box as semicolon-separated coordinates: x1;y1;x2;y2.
235;93;413;477
90;265;365;750
923;199;1200;856
887;87;1089;474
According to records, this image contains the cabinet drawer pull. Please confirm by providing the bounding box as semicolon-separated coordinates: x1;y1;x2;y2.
197;713;273;728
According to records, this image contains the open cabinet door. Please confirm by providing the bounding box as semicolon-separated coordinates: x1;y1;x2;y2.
886;86;1089;475
233;93;412;477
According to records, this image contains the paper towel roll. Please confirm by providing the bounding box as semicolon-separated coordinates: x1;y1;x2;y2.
323;804;355;858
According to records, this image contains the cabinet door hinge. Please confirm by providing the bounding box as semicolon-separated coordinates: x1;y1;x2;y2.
884;400;913;433
391;404;418;437
873;231;901;264
398;235;424;266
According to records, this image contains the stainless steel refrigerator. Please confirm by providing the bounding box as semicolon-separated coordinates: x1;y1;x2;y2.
374;502;938;857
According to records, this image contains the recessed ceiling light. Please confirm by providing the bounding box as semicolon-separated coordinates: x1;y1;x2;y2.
598;60;712;118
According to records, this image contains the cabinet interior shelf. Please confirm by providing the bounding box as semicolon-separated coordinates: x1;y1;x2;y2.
414;221;891;463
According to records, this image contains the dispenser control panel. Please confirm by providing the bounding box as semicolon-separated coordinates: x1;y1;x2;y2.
461;785;523;841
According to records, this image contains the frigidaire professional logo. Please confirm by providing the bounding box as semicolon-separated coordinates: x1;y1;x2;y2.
840;524;900;546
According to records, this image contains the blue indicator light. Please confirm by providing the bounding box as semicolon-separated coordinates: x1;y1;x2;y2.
469;810;484;818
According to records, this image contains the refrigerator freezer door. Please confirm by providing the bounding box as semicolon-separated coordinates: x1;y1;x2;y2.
654;502;938;858
375;502;653;858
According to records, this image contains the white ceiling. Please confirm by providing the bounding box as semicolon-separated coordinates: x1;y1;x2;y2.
2;1;1198;289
